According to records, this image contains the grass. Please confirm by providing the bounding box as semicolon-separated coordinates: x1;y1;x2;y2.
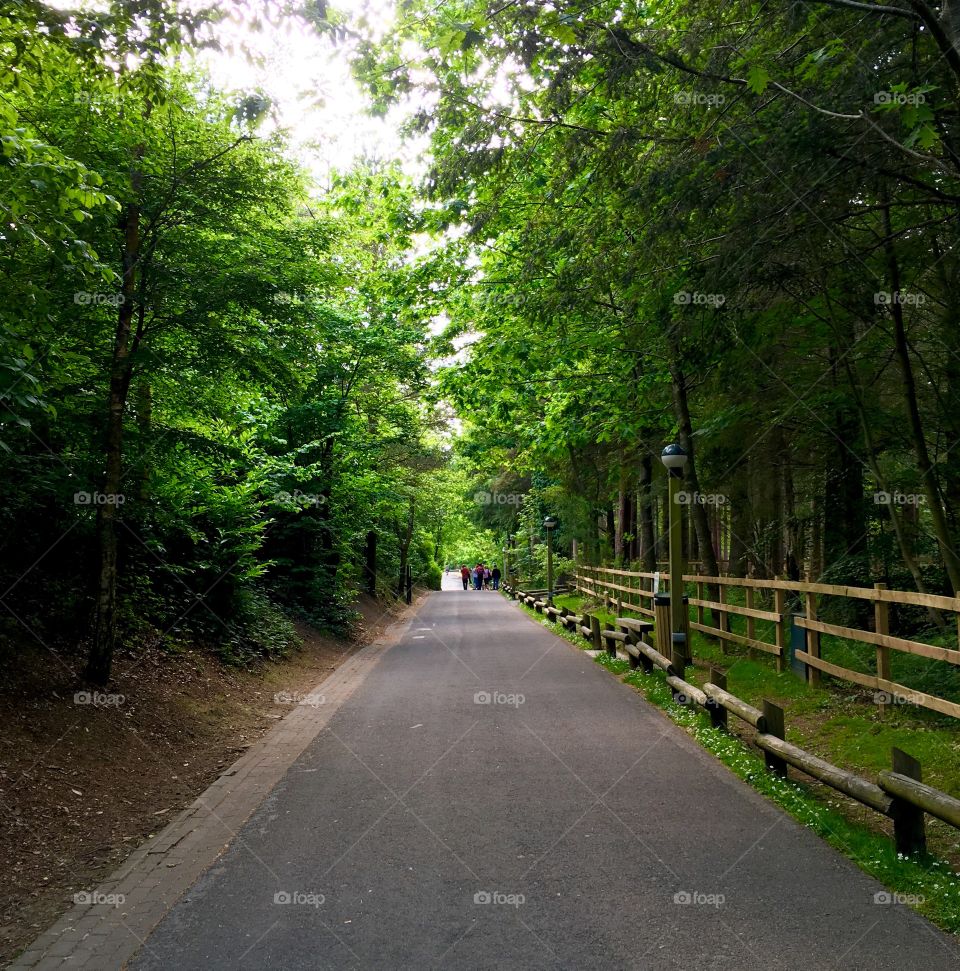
553;590;960;803
509;592;960;935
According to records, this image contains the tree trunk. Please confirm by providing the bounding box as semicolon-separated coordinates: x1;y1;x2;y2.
882;202;960;594
769;426;784;577
638;454;656;571
397;496;415;597
728;456;750;577
840;354;945;626
135;381;151;501
668;338;721;636
364;530;377;596
822;343;867;583
87;188;142;685
615;463;628;564
668;343;720;579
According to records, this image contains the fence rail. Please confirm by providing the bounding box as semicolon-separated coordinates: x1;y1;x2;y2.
505;581;960;856
571;565;960;720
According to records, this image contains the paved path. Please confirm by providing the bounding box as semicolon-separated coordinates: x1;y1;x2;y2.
20;582;960;969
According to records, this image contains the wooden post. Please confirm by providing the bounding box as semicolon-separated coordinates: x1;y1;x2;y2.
746;586;755;660
773;586;786;673
716;582;729;654
804;590;820;686
626;632;640;669
697;579;705;628
890;748;926;855
654;596;671;656
762;700;787;778
589;614;603;652
671;641;687;678
875;583;891;714
604;625;617;657
708;668;728;730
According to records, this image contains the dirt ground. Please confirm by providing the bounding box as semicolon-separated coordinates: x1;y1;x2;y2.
0;593;410;964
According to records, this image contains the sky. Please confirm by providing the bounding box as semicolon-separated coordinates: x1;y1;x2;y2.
47;0;425;183
191;0;426;185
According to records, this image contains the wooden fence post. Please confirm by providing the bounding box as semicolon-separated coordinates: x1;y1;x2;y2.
671;640;687;677
603;624;617;658
717;582;729;654
708;668;728;730
590;614;603;652
626;631;640;669
875;583;890;714
890;748;926;855
654;595;671;656
762;700;788;778
773;586;786;673
804;590;821;686
697;579;705;628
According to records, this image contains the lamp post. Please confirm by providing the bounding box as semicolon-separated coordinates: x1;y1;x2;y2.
661;444;689;660
502;546;508;588
543;515;558;602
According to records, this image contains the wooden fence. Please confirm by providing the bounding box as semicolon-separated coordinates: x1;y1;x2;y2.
571;565;960;720
505;581;960;856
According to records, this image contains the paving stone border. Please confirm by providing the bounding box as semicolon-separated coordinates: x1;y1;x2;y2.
10;610;415;971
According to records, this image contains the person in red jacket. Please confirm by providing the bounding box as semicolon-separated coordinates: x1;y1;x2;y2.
460;565;471;590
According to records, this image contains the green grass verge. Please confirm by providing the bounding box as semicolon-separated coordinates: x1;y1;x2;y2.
552;592;960;802
509;593;960;935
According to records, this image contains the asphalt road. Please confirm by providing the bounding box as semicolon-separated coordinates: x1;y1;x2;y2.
131;579;958;969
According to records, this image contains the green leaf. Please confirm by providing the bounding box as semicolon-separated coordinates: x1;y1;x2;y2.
747;67;770;95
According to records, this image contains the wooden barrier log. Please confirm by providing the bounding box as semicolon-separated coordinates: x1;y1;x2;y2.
755;735;893;815
637;641;676;676
665;675;707;707
879;770;960;829
702;683;767;731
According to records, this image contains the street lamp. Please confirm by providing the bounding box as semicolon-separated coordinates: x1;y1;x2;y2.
502;546;508;590
543;515;558;602
661;444;689;666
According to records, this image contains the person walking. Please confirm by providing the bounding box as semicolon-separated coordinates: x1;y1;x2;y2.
460;564;470;590
491;565;501;590
483;566;492;590
474;563;484;590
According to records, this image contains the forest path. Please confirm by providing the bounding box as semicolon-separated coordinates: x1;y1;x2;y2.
123;587;958;968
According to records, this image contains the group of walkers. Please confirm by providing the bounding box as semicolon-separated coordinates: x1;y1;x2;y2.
459;563;501;591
